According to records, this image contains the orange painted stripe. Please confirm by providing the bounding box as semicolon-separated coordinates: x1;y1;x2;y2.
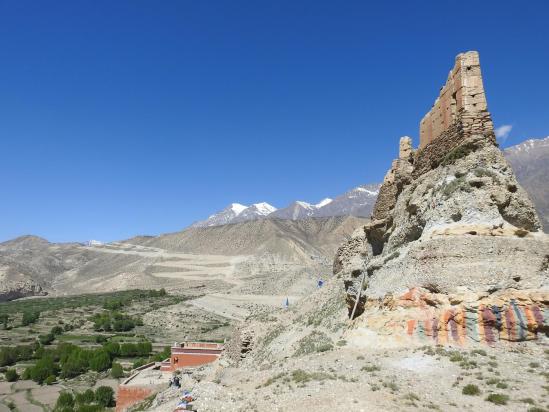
407;319;416;336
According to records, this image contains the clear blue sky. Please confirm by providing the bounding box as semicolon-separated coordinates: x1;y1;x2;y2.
1;1;548;242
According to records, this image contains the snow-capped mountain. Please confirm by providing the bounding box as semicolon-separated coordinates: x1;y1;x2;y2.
316;198;333;208
269;201;317;220
232;202;278;223
191;203;248;228
191;202;277;228
313;184;380;218
190;183;381;228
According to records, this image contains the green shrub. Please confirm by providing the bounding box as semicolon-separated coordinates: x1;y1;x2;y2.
22;311;40;326
462;384;480;395
111;362;124;378
76;389;95;405
51;326;64;336
132;358;147;369
94;335;107;344
485;393;509;405
361;365;381;372
45;375;56;385
55;392;75;411
89;350;111;372
441;145;474;166
449;352;465;362
22;367;32;380
95;386;115;407
150;346;171;362
30;356;59;384
103;342;120;357
473;168;497;179
39;333;55;345
8;347;33;365
442;176;470;198
293;331;333;357
5;368;18;382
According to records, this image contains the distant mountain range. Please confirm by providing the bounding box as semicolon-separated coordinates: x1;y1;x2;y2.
191;136;549;231
191;184;381;228
503;136;549;231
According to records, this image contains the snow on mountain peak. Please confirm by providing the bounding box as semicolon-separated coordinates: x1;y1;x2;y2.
295;201;314;209
315;198;333;208
228;203;248;215
191;182;381;228
249;202;278;215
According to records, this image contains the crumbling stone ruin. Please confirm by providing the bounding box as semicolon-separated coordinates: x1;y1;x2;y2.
334;51;549;346
419;51;492;149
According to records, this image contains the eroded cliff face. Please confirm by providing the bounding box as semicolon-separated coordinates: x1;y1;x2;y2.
334;51;549;346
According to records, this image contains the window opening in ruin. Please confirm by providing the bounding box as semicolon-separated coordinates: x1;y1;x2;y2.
451;91;457;119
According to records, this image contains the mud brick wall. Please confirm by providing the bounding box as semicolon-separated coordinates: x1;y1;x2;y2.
419;51;490;149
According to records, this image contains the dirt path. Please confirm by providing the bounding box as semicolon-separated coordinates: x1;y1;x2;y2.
190;293;301;320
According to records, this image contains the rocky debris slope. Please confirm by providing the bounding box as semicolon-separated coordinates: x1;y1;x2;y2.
0;235;89;301
504;136;549;231
134;216;367;264
334;51;549;346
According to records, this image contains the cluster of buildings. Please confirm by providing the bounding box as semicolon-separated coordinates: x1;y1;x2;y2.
116;341;224;412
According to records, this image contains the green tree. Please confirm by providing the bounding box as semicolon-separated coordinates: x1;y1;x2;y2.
94;386;114;407
75;389;95;405
111;362;124;378
132;358;147;369
120;343;138;357
0;347;16;366
5;368;18;382
39;333;55;345
22;311;40;326
54;392;75;411
51;326;64;335
136;341;152;356
103;342;120;358
22;367;32;380
30;356;59;384
89;350;111;372
15;345;34;361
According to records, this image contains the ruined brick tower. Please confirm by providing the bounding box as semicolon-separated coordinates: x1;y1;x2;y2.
419;51;494;149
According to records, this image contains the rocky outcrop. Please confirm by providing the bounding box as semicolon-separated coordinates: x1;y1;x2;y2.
335;51;549;344
0;275;46;301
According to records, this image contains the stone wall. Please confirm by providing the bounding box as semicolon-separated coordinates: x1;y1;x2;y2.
419;51;491;149
371;137;414;222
